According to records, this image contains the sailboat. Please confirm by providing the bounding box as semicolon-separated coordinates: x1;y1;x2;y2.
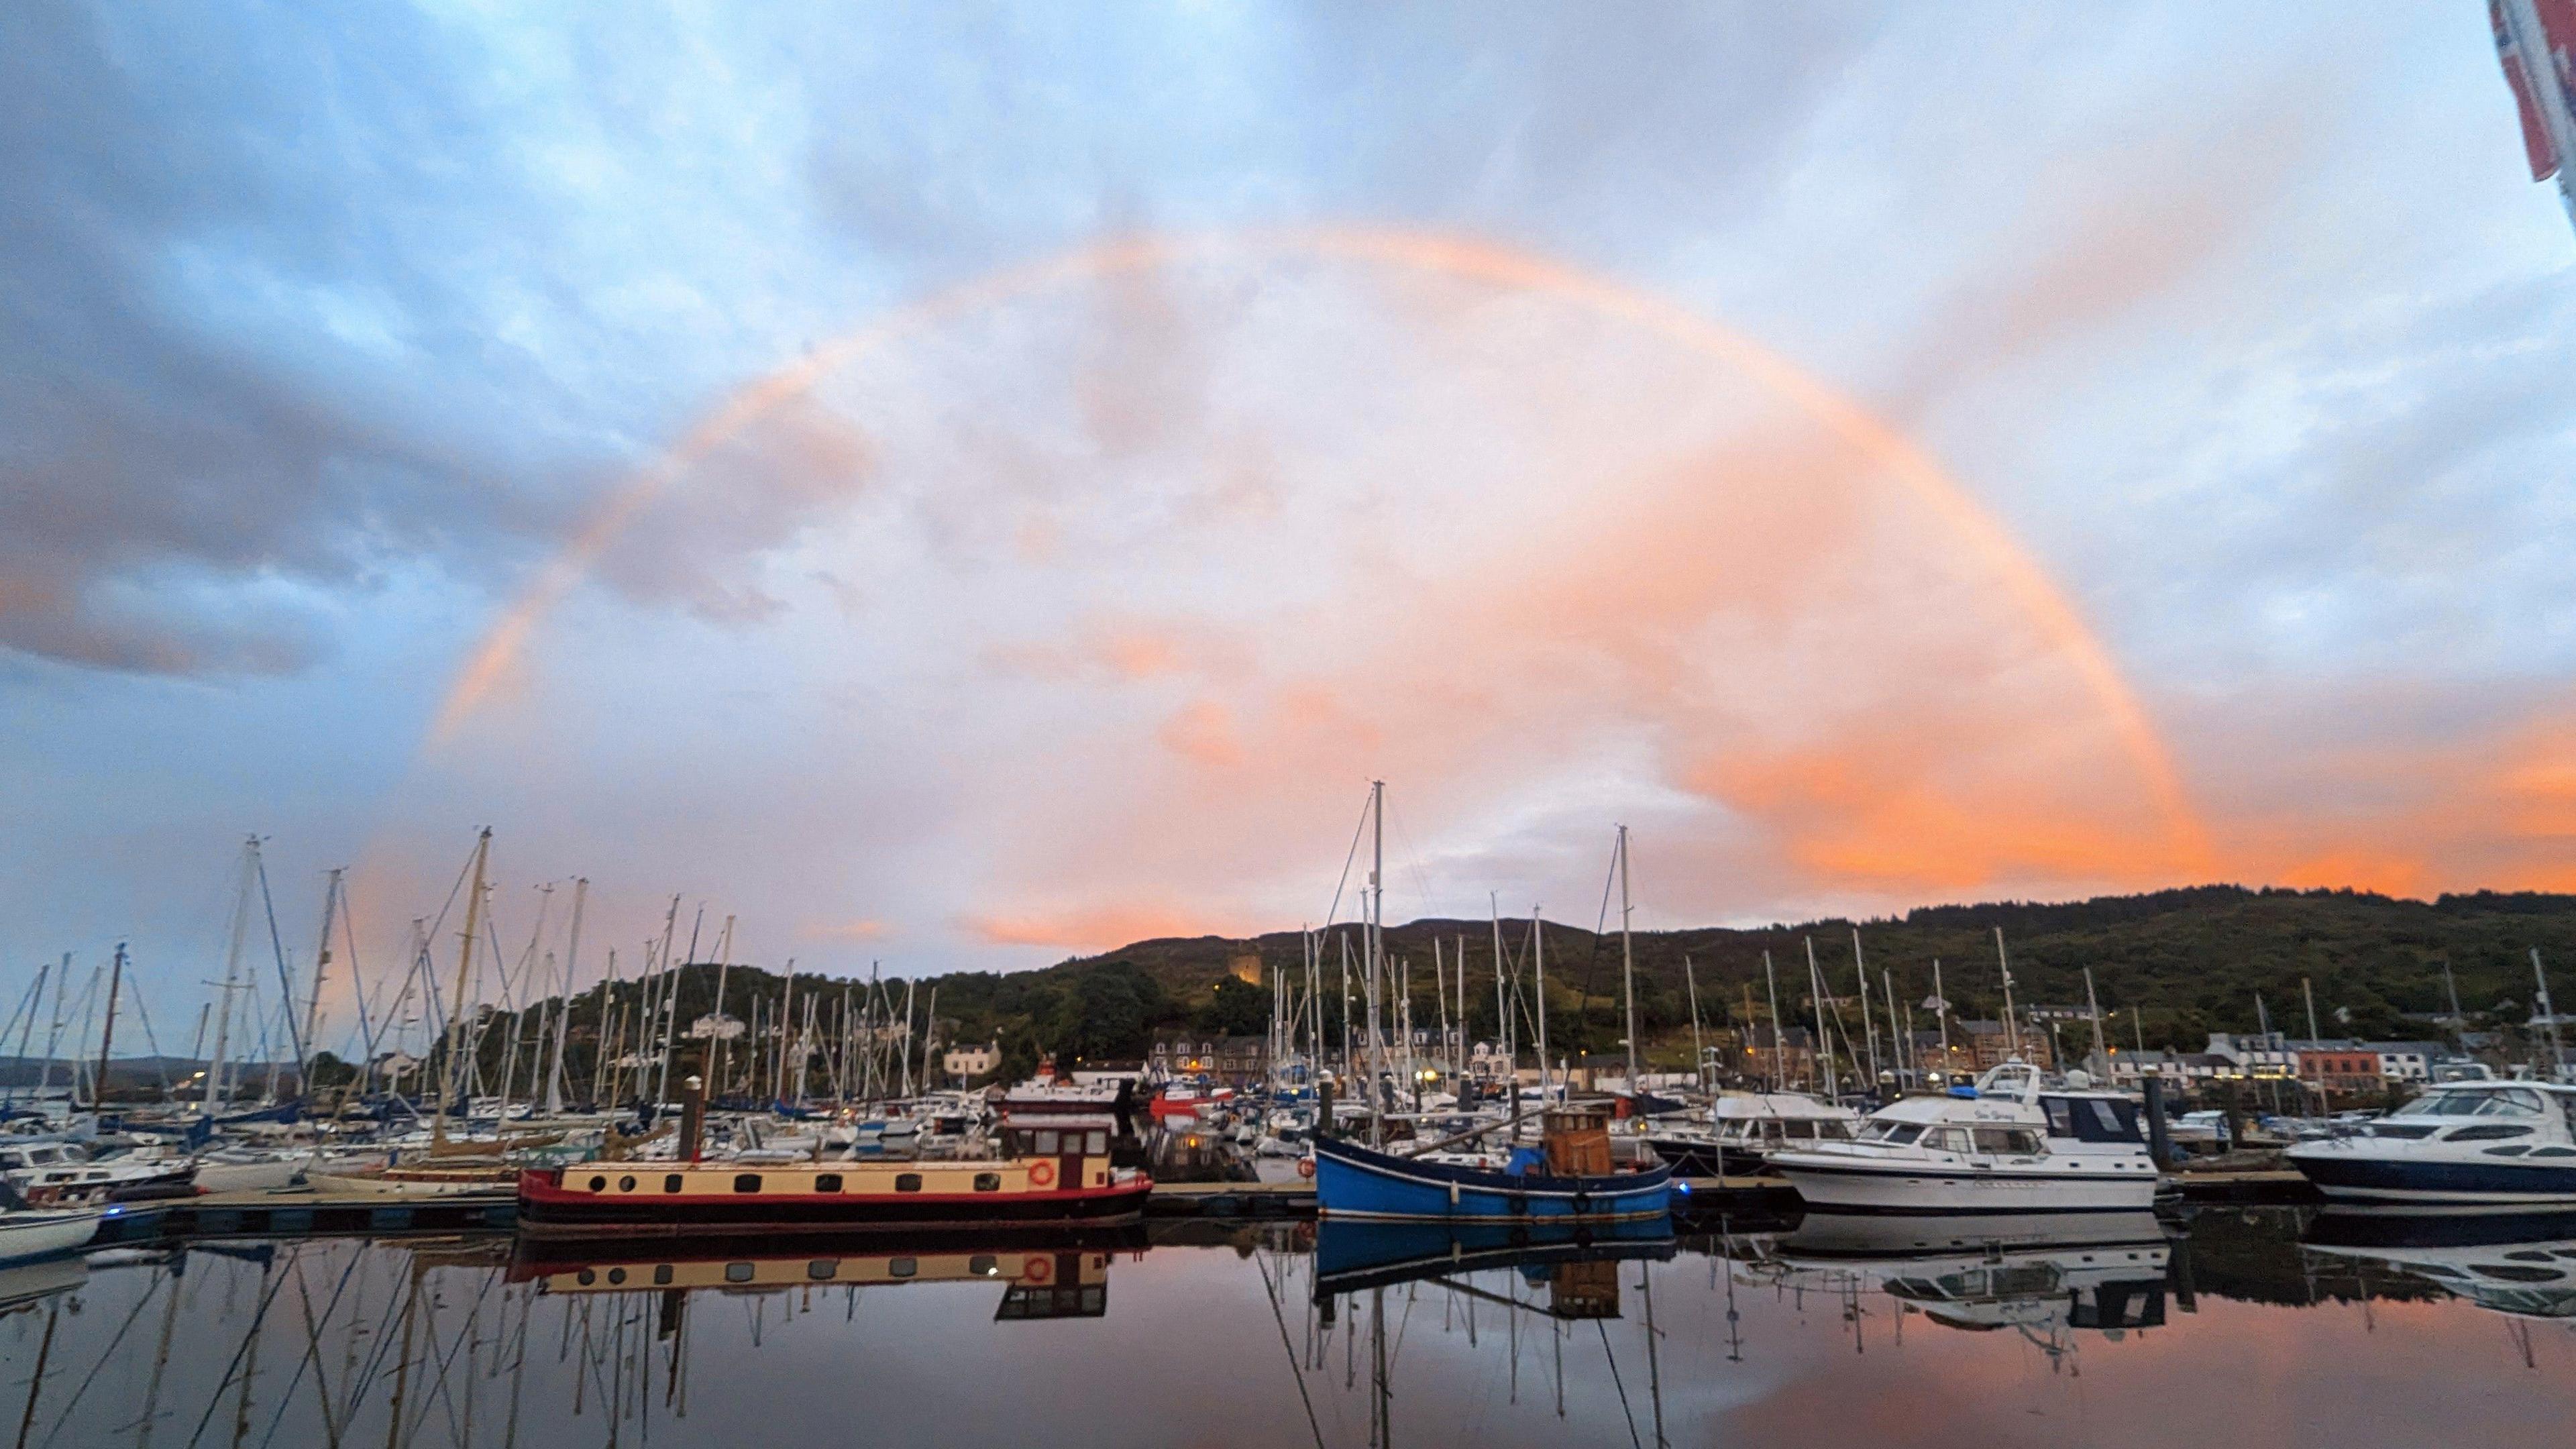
313;830;541;1197
1310;792;1674;1224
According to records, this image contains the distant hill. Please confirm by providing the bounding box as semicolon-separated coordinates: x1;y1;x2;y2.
1036;884;2576;1063
453;885;2576;1094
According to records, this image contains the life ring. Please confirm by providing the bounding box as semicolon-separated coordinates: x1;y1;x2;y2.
1028;1159;1057;1188
1024;1256;1052;1285
1296;1157;1316;1179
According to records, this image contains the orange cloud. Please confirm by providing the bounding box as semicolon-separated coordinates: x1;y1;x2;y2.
961;906;1224;950
1157;698;1246;768
807;918;894;943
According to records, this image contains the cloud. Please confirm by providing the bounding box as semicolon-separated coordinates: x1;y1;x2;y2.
961;906;1227;951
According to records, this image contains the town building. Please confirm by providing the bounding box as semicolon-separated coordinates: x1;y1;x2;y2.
2292;1040;2385;1099
2364;1041;2446;1083
1955;1019;2055;1072
1148;1032;1271;1088
2206;1032;2298;1079
942;1039;1001;1081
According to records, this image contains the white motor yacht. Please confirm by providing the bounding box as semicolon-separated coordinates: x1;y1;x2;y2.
1644;1091;1859;1178
1768;1063;2159;1214
2286;1077;2576;1208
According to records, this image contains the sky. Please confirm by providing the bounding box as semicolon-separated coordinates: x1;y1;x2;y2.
4;3;2574;1047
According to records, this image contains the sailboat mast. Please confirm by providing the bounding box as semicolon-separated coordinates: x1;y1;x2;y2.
2533;948;2565;1078
93;943;124;1112
1763;949;1784;1091
1933;959;1951;1073
547;879;585;1116
1617;824;1638;1096
2086;967;2109;1080
302;867;341;1095
1885;967;1902;1092
1366;780;1385;1146
437;828;492;1142
206;837;258;1115
1683;955;1703;1091
1806;936;1837;1099
1532;907;1550;1106
1994;927;2021;1060
1853;930;1879;1088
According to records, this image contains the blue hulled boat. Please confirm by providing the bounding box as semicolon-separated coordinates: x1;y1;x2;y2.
1312;1134;1674;1223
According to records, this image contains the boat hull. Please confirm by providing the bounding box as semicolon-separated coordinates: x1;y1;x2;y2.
1643;1135;1769;1179
309;1166;519;1198
1769;1155;2158;1214
0;1209;103;1266
1313;1136;1673;1223
195;1153;312;1193
516;1170;1152;1236
2287;1147;2576;1207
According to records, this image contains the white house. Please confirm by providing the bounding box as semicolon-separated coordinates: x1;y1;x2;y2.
942;1039;1000;1081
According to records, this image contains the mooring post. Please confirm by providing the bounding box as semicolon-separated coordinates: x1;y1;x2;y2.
2143;1074;2174;1169
680;1074;706;1163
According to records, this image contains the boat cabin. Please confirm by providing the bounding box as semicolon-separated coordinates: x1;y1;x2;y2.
1710;1093;1858;1150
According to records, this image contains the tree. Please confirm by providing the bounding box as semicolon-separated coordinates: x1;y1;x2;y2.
1193;977;1271;1036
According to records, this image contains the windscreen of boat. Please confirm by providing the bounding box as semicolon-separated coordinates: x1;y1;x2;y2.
2398;1089;2547;1120
2041;1096;2143;1144
1858;1121;1926;1145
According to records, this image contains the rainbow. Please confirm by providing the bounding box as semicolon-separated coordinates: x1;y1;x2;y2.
426;225;2208;865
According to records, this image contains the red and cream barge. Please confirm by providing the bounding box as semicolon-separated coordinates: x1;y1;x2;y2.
518;1079;1150;1237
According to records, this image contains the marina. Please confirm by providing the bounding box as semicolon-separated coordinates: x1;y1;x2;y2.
11;6;2576;1442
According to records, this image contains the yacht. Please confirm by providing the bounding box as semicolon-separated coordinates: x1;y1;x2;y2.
2285;1077;2576;1208
1767;1063;2159;1214
1644;1091;1859;1177
0;1140;196;1204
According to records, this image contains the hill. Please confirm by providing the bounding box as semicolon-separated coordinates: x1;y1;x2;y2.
450;885;2576;1092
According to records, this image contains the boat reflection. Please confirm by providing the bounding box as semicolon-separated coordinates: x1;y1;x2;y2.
1756;1211;2176;1354
512;1224;1143;1322
2304;1209;2576;1324
1312;1218;1678;1319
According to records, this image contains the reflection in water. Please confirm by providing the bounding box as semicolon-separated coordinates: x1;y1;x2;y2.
5;1210;2576;1446
1754;1210;2174;1365
2303;1209;2576;1364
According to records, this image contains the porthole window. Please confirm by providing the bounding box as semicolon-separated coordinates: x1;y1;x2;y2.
896;1173;923;1193
969;1254;998;1276
606;1267;627;1285
733;1173;763;1193
576;1269;596;1285
724;1263;754;1283
588;1175;608;1191
816;1173;844;1193
664;1174;684;1193
653;1265;673;1285
974;1172;1002;1192
618;1175;637;1192
889;1257;918;1278
806;1260;839;1281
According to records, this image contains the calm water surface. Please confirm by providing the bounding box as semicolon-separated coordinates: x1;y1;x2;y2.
7;1206;2573;1448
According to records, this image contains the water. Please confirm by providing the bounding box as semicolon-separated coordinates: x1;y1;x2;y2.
9;1207;2575;1448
